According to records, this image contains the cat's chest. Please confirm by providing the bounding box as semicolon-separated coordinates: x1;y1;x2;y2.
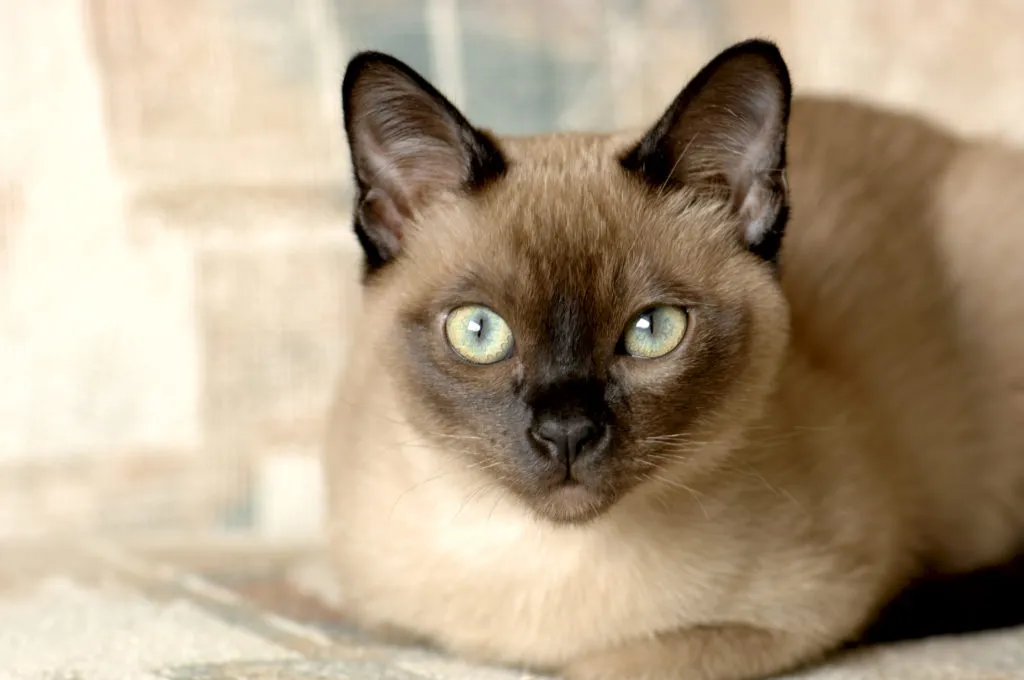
333;461;732;667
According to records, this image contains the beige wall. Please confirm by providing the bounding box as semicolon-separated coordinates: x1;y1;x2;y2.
2;0;1022;540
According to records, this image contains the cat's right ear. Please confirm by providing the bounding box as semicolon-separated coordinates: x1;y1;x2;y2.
621;39;792;264
342;52;507;273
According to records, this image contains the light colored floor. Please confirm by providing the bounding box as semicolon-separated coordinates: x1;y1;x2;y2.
3;540;1024;680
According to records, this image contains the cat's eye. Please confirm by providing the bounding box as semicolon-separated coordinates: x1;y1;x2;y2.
621;306;688;359
445;305;515;364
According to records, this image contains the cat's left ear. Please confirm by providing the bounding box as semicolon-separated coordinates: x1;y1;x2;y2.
342;52;507;273
621;39;792;263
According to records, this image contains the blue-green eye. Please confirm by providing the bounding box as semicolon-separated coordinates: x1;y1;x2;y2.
622;306;688;359
445;305;514;364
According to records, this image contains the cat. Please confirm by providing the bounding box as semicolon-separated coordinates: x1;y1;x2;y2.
323;38;1024;680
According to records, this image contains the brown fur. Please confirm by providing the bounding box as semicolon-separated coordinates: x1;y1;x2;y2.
324;43;1024;680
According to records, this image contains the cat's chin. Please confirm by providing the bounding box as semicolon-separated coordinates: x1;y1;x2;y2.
530;481;615;525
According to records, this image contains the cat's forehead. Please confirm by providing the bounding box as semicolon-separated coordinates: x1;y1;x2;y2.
483;133;667;247
402;134;740;318
471;141;653;295
409;135;637;267
398;132;746;316
496;132;646;205
475;134;734;270
499;132;635;171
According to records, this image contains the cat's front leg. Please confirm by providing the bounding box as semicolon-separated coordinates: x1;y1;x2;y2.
563;624;831;680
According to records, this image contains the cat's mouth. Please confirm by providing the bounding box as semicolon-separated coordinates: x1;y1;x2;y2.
533;478;614;524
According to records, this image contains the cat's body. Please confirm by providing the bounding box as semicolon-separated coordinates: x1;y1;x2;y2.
325;42;1024;680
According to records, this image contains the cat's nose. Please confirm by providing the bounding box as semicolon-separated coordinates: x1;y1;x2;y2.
529;415;606;466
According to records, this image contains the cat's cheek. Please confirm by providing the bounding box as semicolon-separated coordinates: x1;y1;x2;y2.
608;354;694;402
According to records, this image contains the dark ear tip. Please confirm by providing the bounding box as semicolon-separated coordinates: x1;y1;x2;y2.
344;50;408;76
723;38;784;59
718;38;786;65
341;51;406;103
715;38;792;96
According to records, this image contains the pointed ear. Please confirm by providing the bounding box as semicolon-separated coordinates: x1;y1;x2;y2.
621;39;792;263
341;52;507;272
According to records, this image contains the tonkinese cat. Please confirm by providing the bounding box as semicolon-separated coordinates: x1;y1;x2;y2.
324;39;1024;680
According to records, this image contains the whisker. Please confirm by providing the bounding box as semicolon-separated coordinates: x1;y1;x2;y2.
487;489;510;523
645;472;710;519
450;483;500;523
388;472;454;520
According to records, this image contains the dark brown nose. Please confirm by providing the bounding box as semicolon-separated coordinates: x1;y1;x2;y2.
529;414;606;466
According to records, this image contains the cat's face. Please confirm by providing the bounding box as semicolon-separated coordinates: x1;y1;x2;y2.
342;40;793;524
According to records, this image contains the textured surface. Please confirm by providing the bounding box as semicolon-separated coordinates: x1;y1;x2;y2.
1;542;1024;680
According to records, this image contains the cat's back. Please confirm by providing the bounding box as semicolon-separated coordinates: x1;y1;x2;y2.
781;97;1024;570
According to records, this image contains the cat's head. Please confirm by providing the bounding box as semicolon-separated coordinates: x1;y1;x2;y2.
341;40;793;524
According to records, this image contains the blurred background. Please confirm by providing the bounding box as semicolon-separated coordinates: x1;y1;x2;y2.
2;0;1024;545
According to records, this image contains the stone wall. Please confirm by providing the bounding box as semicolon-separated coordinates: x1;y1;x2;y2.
2;0;1022;541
